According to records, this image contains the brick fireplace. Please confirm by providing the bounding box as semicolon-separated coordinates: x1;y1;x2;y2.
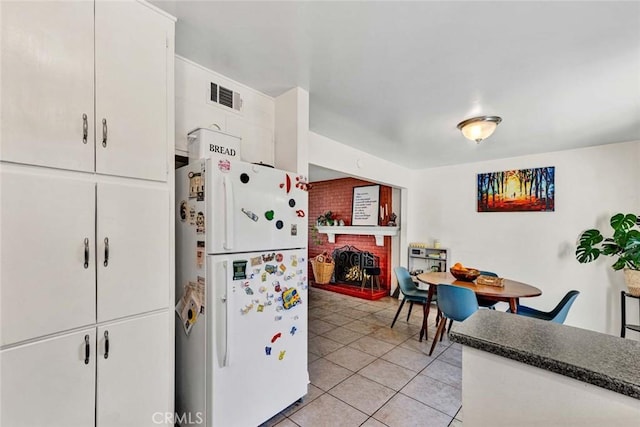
308;177;393;300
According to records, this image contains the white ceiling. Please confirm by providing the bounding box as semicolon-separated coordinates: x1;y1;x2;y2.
153;1;640;170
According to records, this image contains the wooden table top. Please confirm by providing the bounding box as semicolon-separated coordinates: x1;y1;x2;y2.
416;272;542;299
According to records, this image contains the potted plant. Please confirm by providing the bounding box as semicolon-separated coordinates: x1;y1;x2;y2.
576;213;640;296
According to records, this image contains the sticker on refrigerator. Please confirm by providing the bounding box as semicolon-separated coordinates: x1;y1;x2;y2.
233;260;248;280
196;212;205;234
188;172;204;200
179;201;188;222
196;241;205;269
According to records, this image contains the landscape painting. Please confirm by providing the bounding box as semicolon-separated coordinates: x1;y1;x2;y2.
477;167;555;212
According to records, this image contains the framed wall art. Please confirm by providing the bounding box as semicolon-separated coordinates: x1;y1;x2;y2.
477;166;555;212
352;185;380;225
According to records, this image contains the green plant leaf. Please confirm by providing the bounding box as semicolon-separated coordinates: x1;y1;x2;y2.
577;229;603;247
611;213;637;232
612;258;626;270
576;244;600;264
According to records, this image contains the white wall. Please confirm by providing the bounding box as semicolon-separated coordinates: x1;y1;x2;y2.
410;141;640;336
174;56;275;165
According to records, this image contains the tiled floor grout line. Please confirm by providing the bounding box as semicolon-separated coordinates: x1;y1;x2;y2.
266;289;463;427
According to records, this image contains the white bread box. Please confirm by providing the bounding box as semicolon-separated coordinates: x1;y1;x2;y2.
187;127;241;160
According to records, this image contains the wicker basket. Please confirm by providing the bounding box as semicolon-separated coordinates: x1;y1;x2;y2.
311;259;335;284
624;268;640;297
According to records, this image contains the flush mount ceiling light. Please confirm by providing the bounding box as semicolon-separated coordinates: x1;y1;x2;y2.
457;116;502;143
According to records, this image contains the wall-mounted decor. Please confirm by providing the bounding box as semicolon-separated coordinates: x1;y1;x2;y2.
352;185;380;225
477;166;555;212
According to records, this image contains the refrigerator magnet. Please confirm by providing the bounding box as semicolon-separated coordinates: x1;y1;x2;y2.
265;346;272;355
291;224;297;236
295;210;305;217
217;159;231;173
250;256;262;266
275;220;284;230
196;241;205;269
271;332;282;343
188;172;204;199
278;350;286;361
264;210;274;221
196;212;205;234
261;272;267;282
290;326;297;336
276;253;283;262
179;201;188;222
189;206;196;225
288;198;295;207
282;288;301;310
257;304;264;312
233;260;248;280
265;264;276;274
241;208;259;222
262;252;275;262
240;173;250;183
279;174;292;193
295;175;310;191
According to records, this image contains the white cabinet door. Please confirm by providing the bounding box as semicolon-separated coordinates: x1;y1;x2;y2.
96;312;172;427
96;182;170;322
0;168;96;346
0;328;96;427
95;1;170;182
0;1;94;172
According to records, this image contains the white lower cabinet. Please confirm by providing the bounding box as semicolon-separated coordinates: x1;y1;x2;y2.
96;312;172;427
0;313;171;427
1;329;97;427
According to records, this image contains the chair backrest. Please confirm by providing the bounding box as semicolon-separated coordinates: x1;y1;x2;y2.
394;267;423;295
437;284;479;322
549;290;580;324
479;271;498;277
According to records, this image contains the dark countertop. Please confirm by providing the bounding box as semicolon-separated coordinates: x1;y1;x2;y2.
450;310;640;400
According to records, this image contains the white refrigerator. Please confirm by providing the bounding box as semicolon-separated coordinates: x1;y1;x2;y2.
175;158;309;427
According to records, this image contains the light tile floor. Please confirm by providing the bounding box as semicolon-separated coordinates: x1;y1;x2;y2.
260;287;463;427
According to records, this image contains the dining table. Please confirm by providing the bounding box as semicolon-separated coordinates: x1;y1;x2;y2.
415;271;543;342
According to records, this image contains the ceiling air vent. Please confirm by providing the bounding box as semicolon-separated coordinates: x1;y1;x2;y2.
209;82;243;113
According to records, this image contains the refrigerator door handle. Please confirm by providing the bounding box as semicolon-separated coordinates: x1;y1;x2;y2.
217;261;229;367
223;175;234;250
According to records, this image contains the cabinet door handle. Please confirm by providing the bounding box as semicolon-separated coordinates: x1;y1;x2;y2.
84;334;90;364
102;118;108;147
104;331;109;359
84;238;90;269
82;113;88;144
103;237;109;267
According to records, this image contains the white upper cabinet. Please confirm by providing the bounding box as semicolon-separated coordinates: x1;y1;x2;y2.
0;1;171;182
0;1;95;172
96;181;170;322
0;167;96;346
95;1;171;181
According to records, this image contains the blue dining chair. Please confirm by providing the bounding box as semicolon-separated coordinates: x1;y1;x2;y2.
512;290;580;324
391;267;431;328
429;284;478;356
